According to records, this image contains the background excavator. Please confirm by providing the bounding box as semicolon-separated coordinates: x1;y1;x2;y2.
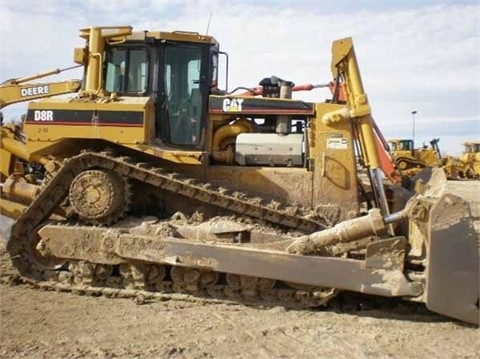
0;26;478;325
0;66;81;184
0;66;81;124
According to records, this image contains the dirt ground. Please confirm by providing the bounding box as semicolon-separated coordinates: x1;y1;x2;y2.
1;180;479;359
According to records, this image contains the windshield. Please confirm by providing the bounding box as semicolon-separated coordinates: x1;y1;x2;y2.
399;140;413;151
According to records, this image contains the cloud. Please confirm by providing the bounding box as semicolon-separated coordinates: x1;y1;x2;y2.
1;0;478;156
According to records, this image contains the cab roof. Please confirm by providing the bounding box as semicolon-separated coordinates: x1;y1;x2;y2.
79;26;218;46
127;29;218;45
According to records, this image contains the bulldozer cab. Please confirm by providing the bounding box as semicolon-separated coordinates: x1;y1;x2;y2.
101;33;218;149
463;142;480;154
389;139;412;151
388;139;414;154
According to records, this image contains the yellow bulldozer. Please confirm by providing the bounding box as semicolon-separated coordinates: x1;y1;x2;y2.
0;26;478;325
388;138;460;179
458;141;480;179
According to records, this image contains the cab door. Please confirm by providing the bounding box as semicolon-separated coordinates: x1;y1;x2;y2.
156;43;210;149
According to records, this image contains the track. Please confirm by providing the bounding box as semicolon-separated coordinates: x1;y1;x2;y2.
394;156;426;171
6;150;337;309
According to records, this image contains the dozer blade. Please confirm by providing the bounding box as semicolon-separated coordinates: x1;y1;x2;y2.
413;169;479;325
426;192;479;325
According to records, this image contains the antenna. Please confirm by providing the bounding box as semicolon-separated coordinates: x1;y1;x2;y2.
206;12;213;35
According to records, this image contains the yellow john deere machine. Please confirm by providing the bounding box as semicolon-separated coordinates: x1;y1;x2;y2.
0;26;478;325
0;66;81;184
0;66;81;123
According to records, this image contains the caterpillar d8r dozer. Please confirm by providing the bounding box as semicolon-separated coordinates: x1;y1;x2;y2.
0;26;478;325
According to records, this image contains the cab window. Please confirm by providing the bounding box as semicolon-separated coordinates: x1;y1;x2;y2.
105;47;148;94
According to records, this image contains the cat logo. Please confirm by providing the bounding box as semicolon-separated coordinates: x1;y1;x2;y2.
222;98;244;112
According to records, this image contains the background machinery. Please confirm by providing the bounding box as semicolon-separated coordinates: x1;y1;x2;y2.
0;66;81;184
0;26;478;325
0;66;81;124
458;141;480;179
388;138;460;179
388;138;441;174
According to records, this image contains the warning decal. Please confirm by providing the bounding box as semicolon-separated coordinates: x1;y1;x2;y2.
327;137;348;149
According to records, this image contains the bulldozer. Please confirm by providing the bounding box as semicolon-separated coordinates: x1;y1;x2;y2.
458;141;480;179
0;26;478;325
387;138;440;174
388;138;460;179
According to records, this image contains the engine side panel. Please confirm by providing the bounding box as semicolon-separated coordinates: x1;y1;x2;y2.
23;98;150;152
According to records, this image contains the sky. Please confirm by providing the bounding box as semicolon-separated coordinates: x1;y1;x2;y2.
0;0;479;156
